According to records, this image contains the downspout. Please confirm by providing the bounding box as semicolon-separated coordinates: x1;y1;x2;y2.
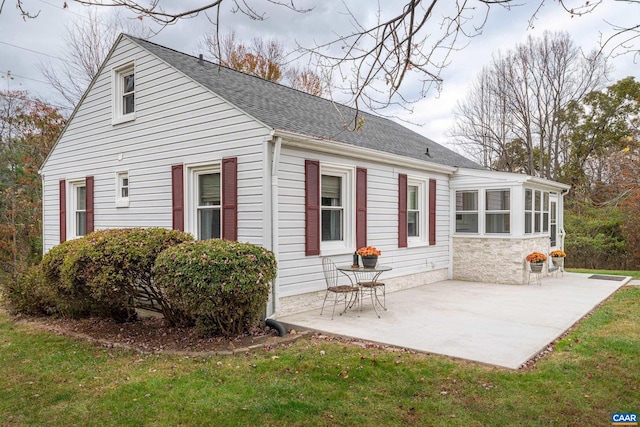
559;186;570;252
267;136;282;319
40;172;45;255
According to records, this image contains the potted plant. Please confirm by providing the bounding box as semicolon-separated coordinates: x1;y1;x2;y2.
357;246;382;268
526;251;547;273
549;250;566;267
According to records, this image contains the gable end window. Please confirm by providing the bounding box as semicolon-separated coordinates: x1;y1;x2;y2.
112;63;136;124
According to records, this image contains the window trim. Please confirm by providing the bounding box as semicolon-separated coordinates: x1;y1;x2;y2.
68;179;87;239
112;62;136;125
115;171;129;208
320;164;354;254
407;178;427;245
187;164;222;241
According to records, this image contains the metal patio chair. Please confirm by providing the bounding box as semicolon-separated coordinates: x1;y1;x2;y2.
320;257;359;319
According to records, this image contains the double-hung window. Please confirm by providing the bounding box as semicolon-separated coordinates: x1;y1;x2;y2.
112;63;136;124
321;174;344;242
407;184;420;237
72;181;87;238
485;189;510;233
455;191;478;233
196;170;221;240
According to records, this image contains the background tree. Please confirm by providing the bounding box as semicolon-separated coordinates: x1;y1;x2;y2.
560;77;640;200
5;1;637;122
199;30;324;96
0;90;65;286
39;10;151;107
451;31;608;179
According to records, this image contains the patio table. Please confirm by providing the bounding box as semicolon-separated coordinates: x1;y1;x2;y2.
337;265;392;317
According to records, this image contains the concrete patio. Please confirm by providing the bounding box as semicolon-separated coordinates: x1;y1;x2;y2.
278;272;631;369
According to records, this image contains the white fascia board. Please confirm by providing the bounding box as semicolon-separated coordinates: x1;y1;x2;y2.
274;129;457;175
454;167;570;191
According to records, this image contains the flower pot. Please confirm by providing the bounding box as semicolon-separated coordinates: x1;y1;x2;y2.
530;262;544;273
551;256;563;267
361;256;378;268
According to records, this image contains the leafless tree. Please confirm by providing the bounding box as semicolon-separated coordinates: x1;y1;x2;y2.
38;9;151;107
7;1;638;126
451;31;609;179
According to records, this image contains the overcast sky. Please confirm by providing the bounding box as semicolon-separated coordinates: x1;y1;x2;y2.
0;1;637;151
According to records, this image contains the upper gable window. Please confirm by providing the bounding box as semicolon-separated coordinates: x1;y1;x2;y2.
112;63;136;124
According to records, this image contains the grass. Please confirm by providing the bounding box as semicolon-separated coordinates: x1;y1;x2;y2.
566;268;640;279
1;287;639;426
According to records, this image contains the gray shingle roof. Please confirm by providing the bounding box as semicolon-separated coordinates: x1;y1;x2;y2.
128;35;482;170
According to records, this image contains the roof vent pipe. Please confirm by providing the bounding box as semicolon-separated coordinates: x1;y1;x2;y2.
425;147;431;157
198;54;204;65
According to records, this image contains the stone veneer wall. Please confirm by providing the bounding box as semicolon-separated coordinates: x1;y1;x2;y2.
276;268;448;317
452;236;551;285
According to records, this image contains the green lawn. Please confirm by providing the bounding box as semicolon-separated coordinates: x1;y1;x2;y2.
1;286;639;426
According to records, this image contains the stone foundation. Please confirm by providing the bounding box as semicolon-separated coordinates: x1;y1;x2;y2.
276;268;448;317
452;236;552;285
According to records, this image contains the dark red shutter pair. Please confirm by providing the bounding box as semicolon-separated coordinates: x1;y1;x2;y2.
398;174;436;247
171;158;237;241
59;176;94;243
305;160;367;256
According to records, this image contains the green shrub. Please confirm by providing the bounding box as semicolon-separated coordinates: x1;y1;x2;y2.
3;265;57;316
38;228;194;322
154;239;277;337
40;238;98;317
62;228;194;322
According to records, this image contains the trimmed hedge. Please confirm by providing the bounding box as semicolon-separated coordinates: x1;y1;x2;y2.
154;239;277;337
40;238;98;317
38;228;194;322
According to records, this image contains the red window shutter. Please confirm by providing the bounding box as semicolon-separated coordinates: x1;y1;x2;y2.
356;167;367;250
59;179;66;243
429;178;436;245
398;174;408;248
86;176;94;233
305;160;320;256
171;164;184;231
222;157;238;241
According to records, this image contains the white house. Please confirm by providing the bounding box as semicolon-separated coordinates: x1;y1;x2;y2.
40;35;570;318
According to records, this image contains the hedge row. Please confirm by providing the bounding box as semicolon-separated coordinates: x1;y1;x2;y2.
4;228;277;337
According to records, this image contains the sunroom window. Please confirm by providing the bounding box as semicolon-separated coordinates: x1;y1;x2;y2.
485;189;510;233
455;191;478;233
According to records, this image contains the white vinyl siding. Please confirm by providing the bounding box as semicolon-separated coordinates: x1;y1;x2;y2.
275;145;451;298
41;38;270;251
